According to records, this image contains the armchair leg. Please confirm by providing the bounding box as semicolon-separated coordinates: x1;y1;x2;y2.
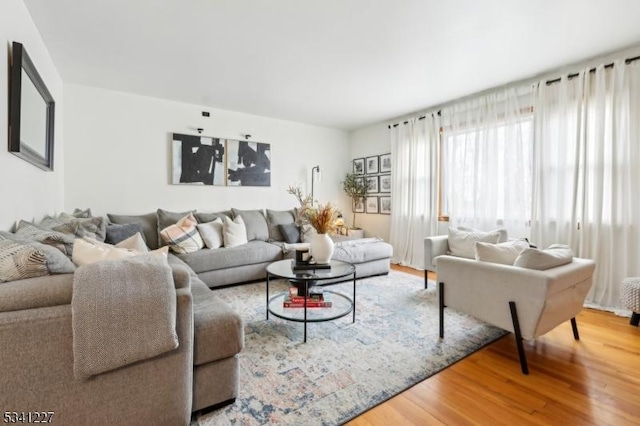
571;317;580;340
438;282;444;338
631;312;640;326
424;270;428;289
509;301;529;375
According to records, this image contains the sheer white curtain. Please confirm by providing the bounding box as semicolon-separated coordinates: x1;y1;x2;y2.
440;88;534;238
532;61;640;311
389;115;439;268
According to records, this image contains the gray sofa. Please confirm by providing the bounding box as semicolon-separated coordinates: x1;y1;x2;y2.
0;207;391;424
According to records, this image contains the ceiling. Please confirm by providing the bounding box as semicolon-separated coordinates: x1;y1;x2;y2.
24;0;640;130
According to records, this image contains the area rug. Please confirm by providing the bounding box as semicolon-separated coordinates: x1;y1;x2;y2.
194;271;506;425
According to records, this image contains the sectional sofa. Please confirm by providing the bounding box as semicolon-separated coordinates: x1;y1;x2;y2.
0;207;393;425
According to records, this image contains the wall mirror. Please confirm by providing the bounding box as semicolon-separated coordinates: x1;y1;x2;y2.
9;41;55;171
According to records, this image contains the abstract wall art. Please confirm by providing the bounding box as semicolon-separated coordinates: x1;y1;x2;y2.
226;140;271;187
172;133;225;185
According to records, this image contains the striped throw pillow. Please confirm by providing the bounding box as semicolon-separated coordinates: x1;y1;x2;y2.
160;213;204;254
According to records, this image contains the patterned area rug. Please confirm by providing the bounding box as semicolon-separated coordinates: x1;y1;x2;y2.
194;271;506;425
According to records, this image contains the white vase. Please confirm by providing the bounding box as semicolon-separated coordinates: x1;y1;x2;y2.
310;233;334;264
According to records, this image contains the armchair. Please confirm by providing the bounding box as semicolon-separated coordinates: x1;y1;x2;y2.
425;236;595;374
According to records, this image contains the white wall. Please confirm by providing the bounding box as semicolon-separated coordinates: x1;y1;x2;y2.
64;84;350;216
0;0;64;230
348;123;391;241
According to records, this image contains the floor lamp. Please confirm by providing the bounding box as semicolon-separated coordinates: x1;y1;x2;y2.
311;165;321;202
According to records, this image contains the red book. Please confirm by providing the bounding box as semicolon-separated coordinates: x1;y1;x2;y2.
283;300;333;308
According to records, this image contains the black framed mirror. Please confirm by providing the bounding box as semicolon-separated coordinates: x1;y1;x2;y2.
9;42;55;171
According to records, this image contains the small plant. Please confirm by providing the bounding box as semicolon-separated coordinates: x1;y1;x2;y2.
287;185;313;225
287;185;340;233
341;173;367;229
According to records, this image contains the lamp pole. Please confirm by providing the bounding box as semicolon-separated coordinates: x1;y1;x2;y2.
311;165;320;202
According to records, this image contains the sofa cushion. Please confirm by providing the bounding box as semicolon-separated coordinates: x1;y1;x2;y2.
107;212;159;250
474;239;530;265
157;208;196;247
105;223;145;245
160;213;204;254
231;208;269;241
279;223;301;244
332;238;394;264
266;209;295;241
223;216;248;248
514;244;574;270
116;233;149;253
197;219;224;249
0;273;73;312
176;240;282;273
195;211;232;224
448;227;501;259
190;278;244;365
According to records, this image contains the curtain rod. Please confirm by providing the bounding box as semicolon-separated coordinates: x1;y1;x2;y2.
387;54;640;129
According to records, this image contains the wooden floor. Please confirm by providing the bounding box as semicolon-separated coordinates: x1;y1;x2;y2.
347;265;640;426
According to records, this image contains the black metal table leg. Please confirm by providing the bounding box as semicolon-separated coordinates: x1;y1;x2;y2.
303;280;308;343
266;272;270;320
352;271;357;323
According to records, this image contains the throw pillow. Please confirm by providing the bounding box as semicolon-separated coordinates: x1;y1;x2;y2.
194;211;232;224
0;231;75;275
50;216;107;242
159;213;204;254
0;237;49;282
223;215;248;248
107;212;159;250
105;223;145;245
197;219;224;249
157;208;196;248
448;227;500;259
231;208;269;241
457;226;508;243
266;209;296;241
115;233;149;253
15;221;76;256
72;238;138;266
514;244;574;270
475;239;530;265
71;208;92;218
279;223;301;244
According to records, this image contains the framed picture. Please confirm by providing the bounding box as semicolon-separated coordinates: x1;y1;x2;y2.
379;196;391;214
365;155;379;174
226;139;271;186
366;176;379;193
379;174;391;193
366;196;379;214
353;198;365;213
380;153;391;173
172;133;226;185
353;158;365;175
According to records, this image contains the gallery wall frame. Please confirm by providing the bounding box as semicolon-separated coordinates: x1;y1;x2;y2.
380;153;391;173
379;196;391;214
366;176;379;193
365;196;379;214
365;155;379;174
353;198;365;213
353;158;365;175
379;174;391;193
172;133;270;186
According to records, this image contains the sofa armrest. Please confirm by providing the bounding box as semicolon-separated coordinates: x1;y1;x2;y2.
424;235;448;271
437;256;595;339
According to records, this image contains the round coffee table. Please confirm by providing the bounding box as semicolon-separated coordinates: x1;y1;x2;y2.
266;259;356;342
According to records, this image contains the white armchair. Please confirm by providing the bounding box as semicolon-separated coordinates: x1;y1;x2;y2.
425;236;595;374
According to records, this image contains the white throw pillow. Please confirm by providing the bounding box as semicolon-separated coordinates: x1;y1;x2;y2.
223;215;248;248
448;228;501;259
197;218;224;249
475;239;530;265
115;232;149;253
160;213;204;254
457;226;508;243
72;238;138;266
514;244;574;270
72;238;167;267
